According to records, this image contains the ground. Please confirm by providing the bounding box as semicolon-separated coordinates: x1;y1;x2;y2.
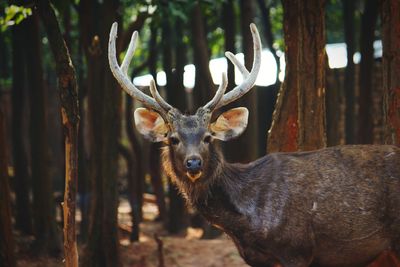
15;198;247;267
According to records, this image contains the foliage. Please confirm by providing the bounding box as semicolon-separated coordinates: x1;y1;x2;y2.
0;5;32;32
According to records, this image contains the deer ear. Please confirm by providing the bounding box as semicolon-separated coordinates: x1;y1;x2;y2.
210;107;249;141
134;108;169;142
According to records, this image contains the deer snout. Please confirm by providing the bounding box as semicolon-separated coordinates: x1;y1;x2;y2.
185;157;202;173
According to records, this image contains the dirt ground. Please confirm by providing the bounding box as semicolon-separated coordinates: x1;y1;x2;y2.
16;199;248;267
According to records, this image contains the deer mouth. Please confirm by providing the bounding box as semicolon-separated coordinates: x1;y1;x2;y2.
186;171;202;182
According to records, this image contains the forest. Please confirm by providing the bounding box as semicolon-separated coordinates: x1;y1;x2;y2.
1;0;400;266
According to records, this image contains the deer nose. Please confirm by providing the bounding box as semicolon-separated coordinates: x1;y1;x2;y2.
185;157;202;172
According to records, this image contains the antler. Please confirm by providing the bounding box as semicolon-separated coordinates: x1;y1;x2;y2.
204;23;262;111
108;22;170;116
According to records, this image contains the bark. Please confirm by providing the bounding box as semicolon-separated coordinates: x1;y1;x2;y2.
343;0;356;144
80;0;121;265
358;0;379;144
191;3;215;109
36;0;80;265
382;0;400;145
160;10;188;234
268;0;326;153
118;143;140;241
125;96;144;240
222;0;236;92
227;0;259;162
11;16;33;235
25;10;61;255
148;23;167;223
0;99;16;267
326;68;343;146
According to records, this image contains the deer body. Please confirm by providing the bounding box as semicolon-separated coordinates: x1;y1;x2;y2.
108;23;400;267
163;143;400;267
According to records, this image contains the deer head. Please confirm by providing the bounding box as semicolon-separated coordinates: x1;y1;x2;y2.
108;22;261;183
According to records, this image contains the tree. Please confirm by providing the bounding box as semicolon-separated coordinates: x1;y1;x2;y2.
382;0;400;145
161;5;189;233
358;0;379;144
10;9;33;235
36;0;80;265
25;9;61;255
343;0;356;144
79;0;121;265
0;105;16;267
191;2;215;109
268;0;326;153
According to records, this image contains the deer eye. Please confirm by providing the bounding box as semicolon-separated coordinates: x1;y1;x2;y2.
170;136;180;145
203;135;212;144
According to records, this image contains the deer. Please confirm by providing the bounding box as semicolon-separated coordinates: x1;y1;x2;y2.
108;22;400;267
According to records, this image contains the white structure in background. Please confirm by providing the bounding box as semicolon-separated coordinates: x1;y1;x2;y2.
133;40;382;88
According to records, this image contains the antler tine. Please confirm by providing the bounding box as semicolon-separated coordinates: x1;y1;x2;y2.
203;72;228;111
216;23;262;109
108;22;165;114
149;79;174;112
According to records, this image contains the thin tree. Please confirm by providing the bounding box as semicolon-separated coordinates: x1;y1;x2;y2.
343;0;356;144
10;10;33;235
382;0;400;145
79;0;121;265
36;0;80;265
268;0;326;153
0;105;16;267
25;9;61;255
162;8;188;233
191;2;215;109
358;0;379;144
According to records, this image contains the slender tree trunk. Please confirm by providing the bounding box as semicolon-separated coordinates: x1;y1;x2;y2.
118;143;140;241
125;96;144;241
161;10;188;234
81;0;121;265
191;2;215;110
228;0;259;162
0;106;16;267
148;23;167;223
256;0;280;82
268;0;326;153
25;10;61;255
36;0;80;265
382;0;400;145
11;16;33;235
222;0;236;92
343;0;356;144
358;0;379;144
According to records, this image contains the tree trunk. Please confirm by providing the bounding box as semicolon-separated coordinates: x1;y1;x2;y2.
382;0;400;145
0;98;16;267
118;143;140;241
125;96;144;241
343;0;356;144
148;23;167;224
11;15;33;235
36;0;80;265
358;0;379;144
25;10;61;255
222;0;236;92
268;0;326;153
191;2;215;110
227;0;259;162
256;0;280;82
80;0;121;265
